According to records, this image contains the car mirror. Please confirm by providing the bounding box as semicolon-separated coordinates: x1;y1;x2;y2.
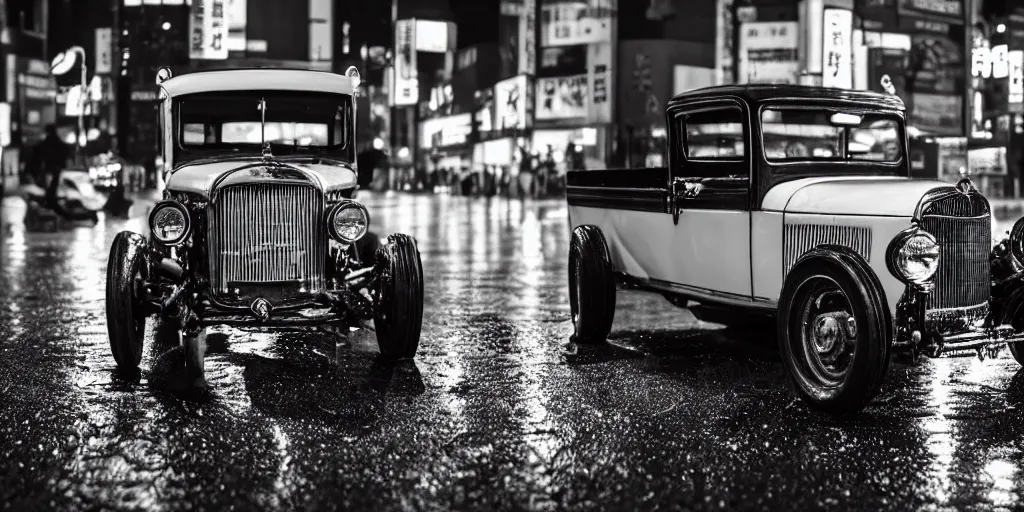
830;112;863;126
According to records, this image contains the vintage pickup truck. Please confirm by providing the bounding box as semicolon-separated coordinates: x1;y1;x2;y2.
565;83;1024;413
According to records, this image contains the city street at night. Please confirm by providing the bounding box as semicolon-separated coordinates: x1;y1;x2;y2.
4;193;1024;510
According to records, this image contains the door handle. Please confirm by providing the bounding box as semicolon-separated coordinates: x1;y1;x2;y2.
673;178;703;199
681;181;703;198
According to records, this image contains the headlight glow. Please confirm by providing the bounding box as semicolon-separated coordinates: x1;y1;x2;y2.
1009;217;1024;263
328;201;369;243
149;201;191;245
886;228;940;285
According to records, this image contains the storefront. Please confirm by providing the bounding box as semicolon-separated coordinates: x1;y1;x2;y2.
535;2;614;170
476;74;532;170
419;111;473;176
534;67;609;170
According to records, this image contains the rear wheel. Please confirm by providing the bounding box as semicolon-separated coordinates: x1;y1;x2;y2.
568;225;616;344
778;253;890;414
373;234;424;360
106;231;149;372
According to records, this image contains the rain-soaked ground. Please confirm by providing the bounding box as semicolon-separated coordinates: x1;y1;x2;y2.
3;191;1024;511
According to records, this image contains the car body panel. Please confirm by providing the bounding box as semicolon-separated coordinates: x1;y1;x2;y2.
159;69;357;98
166;159;358;198
762;175;953;215
674;209;751;297
568;205;675;282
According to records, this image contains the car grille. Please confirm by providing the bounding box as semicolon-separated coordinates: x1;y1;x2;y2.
208;183;326;298
919;192;991;310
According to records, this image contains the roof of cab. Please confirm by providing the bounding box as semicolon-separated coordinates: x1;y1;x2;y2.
668;84;906;111
159;68;356;98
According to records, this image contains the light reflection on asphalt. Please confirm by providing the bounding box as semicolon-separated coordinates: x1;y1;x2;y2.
1;192;1024;510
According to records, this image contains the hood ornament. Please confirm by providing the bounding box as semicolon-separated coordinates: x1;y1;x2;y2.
956;168;976;194
258;97;272;160
880;75;896;95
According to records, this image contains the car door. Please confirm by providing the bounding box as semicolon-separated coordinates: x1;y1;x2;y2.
667;99;753;300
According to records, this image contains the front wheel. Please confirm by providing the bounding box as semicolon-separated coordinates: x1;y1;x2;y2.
106;231;150;372
373;234;424;360
778;253;890;414
998;288;1024;365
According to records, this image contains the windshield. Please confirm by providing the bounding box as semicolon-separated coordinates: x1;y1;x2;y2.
760;107;903;165
173;90;354;165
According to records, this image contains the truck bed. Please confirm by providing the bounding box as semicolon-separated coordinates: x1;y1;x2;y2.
565;168;668;212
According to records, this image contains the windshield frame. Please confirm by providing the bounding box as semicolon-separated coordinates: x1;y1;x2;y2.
756;101;908;177
171;89;355;167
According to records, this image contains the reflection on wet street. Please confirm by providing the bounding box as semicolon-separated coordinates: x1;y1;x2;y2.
3;193;1024;510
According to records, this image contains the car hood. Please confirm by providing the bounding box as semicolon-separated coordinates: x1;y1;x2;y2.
762;176;956;217
166;158;358;198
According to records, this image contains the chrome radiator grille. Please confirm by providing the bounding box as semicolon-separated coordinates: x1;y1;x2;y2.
919;193;991;310
208;183;326;295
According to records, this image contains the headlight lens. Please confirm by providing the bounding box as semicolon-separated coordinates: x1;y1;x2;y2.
1008;217;1024;263
329;202;369;242
887;229;940;285
149;201;190;245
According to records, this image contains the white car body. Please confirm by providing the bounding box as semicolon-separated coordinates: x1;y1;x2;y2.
569;175;956;318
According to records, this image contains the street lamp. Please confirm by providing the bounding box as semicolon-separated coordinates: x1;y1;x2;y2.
50;46;88;163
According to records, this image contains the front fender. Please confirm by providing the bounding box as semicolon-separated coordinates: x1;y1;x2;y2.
789;244;893;345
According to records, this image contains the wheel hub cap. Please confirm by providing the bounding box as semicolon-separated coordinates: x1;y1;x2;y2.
813;316;841;354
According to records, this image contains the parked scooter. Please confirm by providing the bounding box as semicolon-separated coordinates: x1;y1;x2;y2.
22;170;104;231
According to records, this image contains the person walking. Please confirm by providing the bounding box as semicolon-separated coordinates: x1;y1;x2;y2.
28;125;71;210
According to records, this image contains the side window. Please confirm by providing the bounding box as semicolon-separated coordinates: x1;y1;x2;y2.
682;107;746;161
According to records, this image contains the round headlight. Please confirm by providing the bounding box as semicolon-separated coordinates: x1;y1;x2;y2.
1008;217;1024;263
328;202;369;242
149;201;190;245
886;228;940;285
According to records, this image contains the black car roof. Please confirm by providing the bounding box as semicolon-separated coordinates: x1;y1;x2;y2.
667;84;906;111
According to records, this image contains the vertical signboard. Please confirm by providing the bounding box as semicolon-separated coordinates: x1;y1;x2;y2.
716;0;734;85
822;9;853;89
587;42;611;123
738;21;799;84
392;19;419;106
95;28;112;74
1010;51;1024;113
519;0;536;75
190;0;229;60
226;0;247;52
309;0;332;62
498;6;519;79
494;75;528;130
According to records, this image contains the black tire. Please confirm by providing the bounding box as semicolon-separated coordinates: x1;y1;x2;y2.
569;225;616;344
106;231;150;372
373;234;424;360
1000;287;1024;365
778;250;891;414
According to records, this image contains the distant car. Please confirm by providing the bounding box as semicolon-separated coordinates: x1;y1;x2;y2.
105;67;425;383
565;82;1024;414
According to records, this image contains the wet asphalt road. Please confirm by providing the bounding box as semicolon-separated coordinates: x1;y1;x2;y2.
3;193;1024;511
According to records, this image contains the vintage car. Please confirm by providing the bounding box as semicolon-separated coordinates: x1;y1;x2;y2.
565;81;1024;413
105;67;424;384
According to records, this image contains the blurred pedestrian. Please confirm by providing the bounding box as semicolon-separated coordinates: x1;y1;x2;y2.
28;125;71;209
